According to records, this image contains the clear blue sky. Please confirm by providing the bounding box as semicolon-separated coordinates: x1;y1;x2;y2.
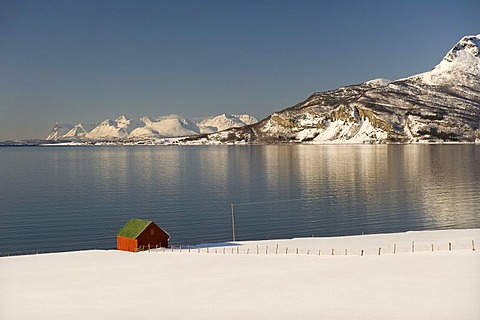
0;0;478;140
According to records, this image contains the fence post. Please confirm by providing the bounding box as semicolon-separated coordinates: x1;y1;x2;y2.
318;249;321;256
361;249;364;256
215;248;217;254
393;244;396;254
237;246;239;254
247;248;250;254
296;248;299;255
345;249;347;256
449;242;452;251
207;247;209;254
266;245;268;255
275;244;279;254
307;250;310;255
431;244;434;252
256;245;259;254
223;247;225;254
378;247;381;256
472;240;475;251
331;248;334;256
286;247;288;254
412;241;415;253
188;245;190;253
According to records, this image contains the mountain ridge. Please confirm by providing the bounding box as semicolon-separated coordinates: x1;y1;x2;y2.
46;114;258;141
45;34;480;145
187;34;480;144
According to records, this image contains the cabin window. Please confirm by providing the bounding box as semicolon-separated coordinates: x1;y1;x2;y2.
150;229;155;235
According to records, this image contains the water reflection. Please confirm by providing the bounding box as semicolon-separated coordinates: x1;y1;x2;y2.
0;145;478;254
401;145;480;228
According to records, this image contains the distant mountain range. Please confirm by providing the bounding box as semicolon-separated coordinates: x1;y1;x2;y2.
187;34;480;144
46;114;258;141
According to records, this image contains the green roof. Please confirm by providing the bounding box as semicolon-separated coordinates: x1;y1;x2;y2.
117;219;152;238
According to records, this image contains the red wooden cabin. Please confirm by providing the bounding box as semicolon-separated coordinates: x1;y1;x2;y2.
117;219;170;252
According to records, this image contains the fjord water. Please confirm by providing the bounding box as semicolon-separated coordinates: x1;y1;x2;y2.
1;145;479;255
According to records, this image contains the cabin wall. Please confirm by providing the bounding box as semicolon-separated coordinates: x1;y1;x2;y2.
117;236;138;252
136;224;169;249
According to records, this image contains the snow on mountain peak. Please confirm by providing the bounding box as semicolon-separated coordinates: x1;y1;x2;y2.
443;34;480;62
99;119;114;126
63;123;96;138
46;122;74;140
413;34;480;86
139;117;152;126
116;115;129;125
191;35;480;145
47;113;258;140
365;78;392;87
85;118;127;139
199;114;258;132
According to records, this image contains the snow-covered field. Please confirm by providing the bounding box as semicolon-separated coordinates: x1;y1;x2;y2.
1;229;479;319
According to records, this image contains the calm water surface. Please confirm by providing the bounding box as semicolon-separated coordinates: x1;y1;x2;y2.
1;145;479;255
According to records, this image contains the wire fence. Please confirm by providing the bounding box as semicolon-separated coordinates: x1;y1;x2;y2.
2;238;477;258
137;239;477;257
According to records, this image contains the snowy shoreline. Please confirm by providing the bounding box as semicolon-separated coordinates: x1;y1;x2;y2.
1;229;479;319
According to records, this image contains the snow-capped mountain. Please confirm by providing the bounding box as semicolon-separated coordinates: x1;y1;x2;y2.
198;114;258;133
83;115;147;140
63;124;97;139
193;34;480;144
46;114;258;141
129;115;200;138
46;123;75;140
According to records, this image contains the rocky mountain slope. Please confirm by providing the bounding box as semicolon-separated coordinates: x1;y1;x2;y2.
47;114;258;141
190;34;480;144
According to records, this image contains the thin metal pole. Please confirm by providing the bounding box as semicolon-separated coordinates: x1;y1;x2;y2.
231;203;236;242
